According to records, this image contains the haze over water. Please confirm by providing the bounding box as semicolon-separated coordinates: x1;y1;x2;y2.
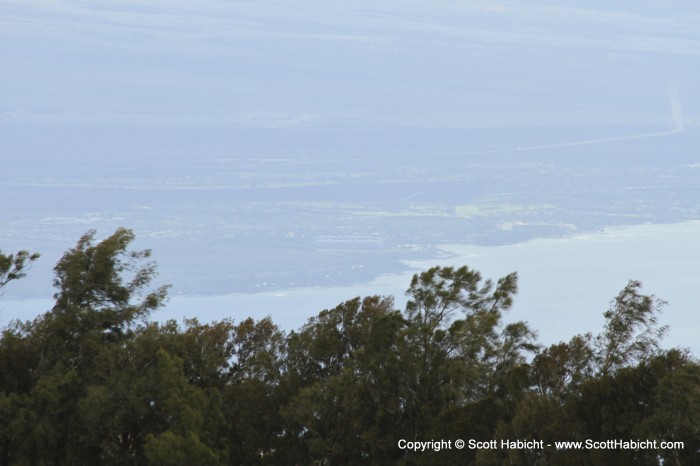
2;1;700;353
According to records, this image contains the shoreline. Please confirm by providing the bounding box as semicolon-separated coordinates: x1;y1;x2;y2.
3;219;698;355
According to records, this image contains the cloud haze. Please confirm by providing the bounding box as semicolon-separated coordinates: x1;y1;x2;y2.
3;0;698;128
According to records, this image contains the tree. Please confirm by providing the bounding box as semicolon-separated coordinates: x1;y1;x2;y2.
642;350;700;466
281;296;405;465
0;249;39;293
26;228;168;374
0;228;171;464
532;334;595;402
51;228;168;334
492;281;688;466
225;317;286;465
595;280;667;376
1;229;697;465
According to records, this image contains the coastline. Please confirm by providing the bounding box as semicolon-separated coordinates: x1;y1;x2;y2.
3;220;698;355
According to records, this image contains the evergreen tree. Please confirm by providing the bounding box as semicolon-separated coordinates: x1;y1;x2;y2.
0;231;698;465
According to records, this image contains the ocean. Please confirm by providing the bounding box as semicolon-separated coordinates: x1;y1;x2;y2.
4;221;696;355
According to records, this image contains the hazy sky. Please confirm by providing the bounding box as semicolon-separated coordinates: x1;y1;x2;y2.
3;0;699;129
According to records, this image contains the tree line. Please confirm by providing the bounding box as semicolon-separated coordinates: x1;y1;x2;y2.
0;228;698;465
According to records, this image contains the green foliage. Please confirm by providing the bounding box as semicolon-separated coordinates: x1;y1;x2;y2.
0;249;39;292
144;431;220;466
225;317;286;464
51;228;169;330
595;280;668;376
282;296;406;464
533;334;595;401
0;231;698;465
